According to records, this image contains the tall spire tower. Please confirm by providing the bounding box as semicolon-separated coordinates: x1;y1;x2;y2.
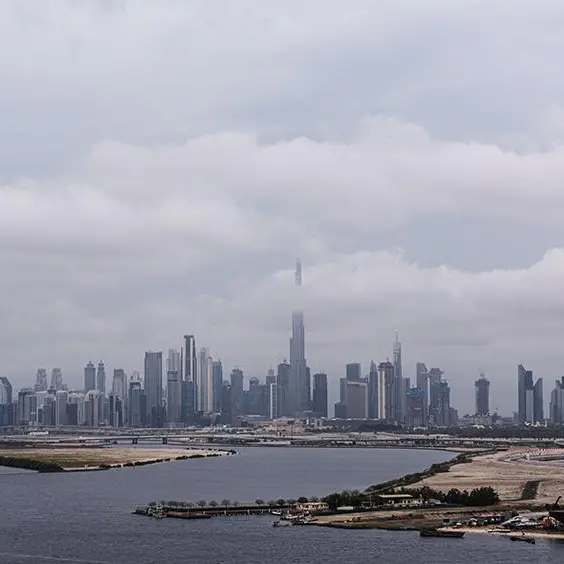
289;259;308;415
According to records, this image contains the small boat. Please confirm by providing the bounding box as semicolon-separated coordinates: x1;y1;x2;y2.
273;520;292;528
270;510;282;516
509;534;535;544
420;528;465;538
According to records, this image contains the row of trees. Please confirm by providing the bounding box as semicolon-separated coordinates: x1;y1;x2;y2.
148;496;320;510
320;486;500;510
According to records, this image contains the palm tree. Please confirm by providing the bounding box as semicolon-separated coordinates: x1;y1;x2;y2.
209;500;218;509
197;500;207;509
255;498;265;506
221;499;231;508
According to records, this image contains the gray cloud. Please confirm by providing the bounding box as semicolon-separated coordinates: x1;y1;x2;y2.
3;0;564;414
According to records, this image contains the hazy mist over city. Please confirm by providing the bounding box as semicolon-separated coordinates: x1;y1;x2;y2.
3;0;564;415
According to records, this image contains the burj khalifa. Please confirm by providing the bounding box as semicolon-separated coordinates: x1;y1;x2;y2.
289;259;309;414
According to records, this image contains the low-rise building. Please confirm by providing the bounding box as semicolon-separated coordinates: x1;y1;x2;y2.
377;494;422;507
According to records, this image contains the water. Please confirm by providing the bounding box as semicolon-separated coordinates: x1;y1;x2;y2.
0;446;561;563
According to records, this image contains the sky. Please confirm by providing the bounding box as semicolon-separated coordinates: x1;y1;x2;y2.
3;0;564;415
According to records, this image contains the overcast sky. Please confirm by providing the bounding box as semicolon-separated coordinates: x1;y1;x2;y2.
3;0;564;415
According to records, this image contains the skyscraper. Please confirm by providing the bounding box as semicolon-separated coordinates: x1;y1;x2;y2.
345;379;368;419
230;368;244;423
166;349;181;424
50;368;63;391
289;259;308;415
517;365;543;423
550;377;564;424
368;361;379;419
312;372;328;417
128;379;143;427
393;331;404;422
183;334;197;417
429;378;451;427
0;377;13;426
84;362;96;393
197;347;213;413
475;373;490;416
416;362;428;424
212;360;223;412
144;351;163;427
96;361;106;396
346;363;361;381
112;369;127;399
35;369;48;392
276;361;290;416
377;361;394;421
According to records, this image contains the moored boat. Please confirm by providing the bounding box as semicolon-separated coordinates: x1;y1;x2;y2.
509;534;535;544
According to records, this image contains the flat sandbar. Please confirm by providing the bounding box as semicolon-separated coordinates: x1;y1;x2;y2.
0;447;228;471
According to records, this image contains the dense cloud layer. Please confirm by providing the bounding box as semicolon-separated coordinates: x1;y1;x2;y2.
2;1;564;414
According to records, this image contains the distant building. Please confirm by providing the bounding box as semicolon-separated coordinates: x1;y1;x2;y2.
212;360;224;412
96;362;106;396
334;402;347;419
109;393;123;427
345;380;368;419
475;373;490;416
0;377;13;426
377;361;394;421
416;363;428;424
346;363;361;382
429;374;450;427
35;369;48;392
368;361;378;419
128;379;143;427
51;368;63;391
268;382;278;420
144;351;163;427
230;368;244;423
312;373;328;418
85;390;102;427
84;362;96;393
112;369;127;400
17;388;35;426
406;387;425;427
166;350;181;425
518;365;543;423
55;390;68;426
550;378;564;424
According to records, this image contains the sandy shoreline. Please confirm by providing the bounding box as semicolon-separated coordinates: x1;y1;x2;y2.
412;447;564;504
0;447;229;471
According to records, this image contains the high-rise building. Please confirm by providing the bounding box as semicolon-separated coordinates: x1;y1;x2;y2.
368;361;379;419
96;361;106;396
183;335;197;381
550;377;564;424
128;379;143;427
84;390;102;427
0;377;13;426
51;368;63;391
112;369;127;399
55;390;68;426
268;382;278;420
312;373;328;417
276;361;291;416
377;361;394;421
109;393;123;427
67;392;85;425
17;388;35;426
475;373;490;416
517;365;543;423
393;331;404;422
230;368;244;424
289;259;308;415
35;369;48;392
429;377;451;427
197;347;213;413
181;380;196;424
166;349;181;425
212;360;224;412
346;363;361;382
84;362;96;393
406;387;425;427
416;363;428;425
345;379;368;419
144;351;163;427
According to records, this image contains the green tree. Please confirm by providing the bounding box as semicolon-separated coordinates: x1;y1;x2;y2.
221;499;231;508
309;496;319;503
187;502;194;510
276;499;285;506
232;500;239;508
197;500;207;509
255;499;265;506
209;500;218;508
297;497;308;504
267;500;277;507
